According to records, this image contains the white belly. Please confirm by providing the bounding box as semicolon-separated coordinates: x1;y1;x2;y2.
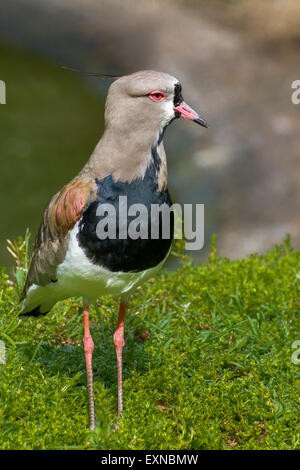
22;224;167;313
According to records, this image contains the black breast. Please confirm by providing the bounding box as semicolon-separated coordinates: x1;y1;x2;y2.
77;159;174;273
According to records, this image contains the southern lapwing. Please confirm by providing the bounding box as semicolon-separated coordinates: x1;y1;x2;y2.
20;70;207;430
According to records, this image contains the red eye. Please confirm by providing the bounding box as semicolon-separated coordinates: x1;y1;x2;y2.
149;91;166;102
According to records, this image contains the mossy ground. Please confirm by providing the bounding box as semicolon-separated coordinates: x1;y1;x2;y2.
0;236;299;450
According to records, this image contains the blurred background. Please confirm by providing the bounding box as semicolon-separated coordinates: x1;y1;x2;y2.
0;0;299;267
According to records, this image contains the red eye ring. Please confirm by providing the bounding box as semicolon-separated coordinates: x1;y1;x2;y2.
149;91;166;102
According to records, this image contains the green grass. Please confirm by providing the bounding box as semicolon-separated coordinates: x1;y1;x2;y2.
0;236;299;450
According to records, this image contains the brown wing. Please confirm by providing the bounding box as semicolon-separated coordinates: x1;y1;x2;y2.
21;177;97;300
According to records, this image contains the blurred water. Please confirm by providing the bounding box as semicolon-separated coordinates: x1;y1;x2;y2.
0;42;106;267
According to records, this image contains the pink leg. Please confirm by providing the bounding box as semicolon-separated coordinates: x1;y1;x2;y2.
113;301;126;418
83;304;95;430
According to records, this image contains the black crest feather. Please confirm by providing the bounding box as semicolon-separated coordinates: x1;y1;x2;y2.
60;65;120;80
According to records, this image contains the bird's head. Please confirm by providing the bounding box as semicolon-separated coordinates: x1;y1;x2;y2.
104;70;208;135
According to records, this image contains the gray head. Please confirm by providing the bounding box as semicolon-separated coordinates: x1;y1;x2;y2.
86;70;207;184
104;70;208;134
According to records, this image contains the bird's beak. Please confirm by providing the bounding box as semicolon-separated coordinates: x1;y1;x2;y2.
174;101;208;128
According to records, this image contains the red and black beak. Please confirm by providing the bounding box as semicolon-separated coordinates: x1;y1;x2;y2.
174;101;208;128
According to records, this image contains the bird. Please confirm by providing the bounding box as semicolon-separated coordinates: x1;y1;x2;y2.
20;70;208;430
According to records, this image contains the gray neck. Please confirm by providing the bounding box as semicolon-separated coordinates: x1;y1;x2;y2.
82;123;167;187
